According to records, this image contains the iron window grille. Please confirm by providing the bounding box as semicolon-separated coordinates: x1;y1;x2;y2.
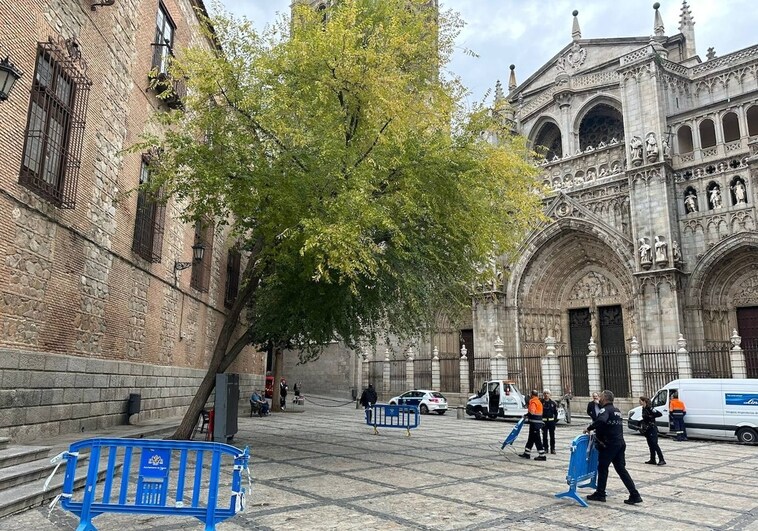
224;248;241;308
19;37;91;209
132;154;166;263
191;220;214;292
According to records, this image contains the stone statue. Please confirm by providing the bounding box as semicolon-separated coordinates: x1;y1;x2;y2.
672;241;682;263
630;136;643;164
599;166;608;177
587;168;596;181
639;237;652;263
654;236;667;263
611;162;621;174
684;191;698;213
662;138;671;158
645;132;658;162
710;186;723;209
733;181;747;204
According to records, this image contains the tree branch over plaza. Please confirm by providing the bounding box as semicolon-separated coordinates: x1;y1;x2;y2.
138;0;543;440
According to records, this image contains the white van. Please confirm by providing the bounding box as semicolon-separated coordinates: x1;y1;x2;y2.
465;380;565;422
627;379;758;443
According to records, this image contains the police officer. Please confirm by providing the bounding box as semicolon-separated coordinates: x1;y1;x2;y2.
519;390;547;461
584;390;642;505
541;389;559;454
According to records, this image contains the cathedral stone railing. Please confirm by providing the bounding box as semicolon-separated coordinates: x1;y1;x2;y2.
539;143;626;192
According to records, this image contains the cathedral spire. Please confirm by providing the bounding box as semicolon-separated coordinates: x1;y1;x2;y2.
508;64;517;91
494;79;505;103
571;10;581;42
653;2;664;37
679;0;697;59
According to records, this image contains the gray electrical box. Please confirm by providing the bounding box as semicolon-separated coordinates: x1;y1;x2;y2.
213;373;240;443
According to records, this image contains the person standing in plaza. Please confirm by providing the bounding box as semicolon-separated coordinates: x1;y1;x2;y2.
669;391;687;441
519;390;547;461
584;390;643;505
541;389;559;455
639;396;665;465
279;378;289;410
587;392;601;421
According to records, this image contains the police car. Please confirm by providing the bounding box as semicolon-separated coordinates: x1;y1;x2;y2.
388;390;448;414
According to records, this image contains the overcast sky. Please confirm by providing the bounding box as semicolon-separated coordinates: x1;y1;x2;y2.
217;1;757;106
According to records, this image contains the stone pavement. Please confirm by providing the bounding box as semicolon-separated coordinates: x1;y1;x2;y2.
4;397;758;530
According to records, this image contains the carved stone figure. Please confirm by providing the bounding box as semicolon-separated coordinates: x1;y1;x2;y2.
639;237;652;263
733;181;747;204
672;241;682;263
654;236;667;263
611;162;621;174
684;191;698;213
630;136;643;165
662;138;671;158
599;166;608;177
586;169;596;181
710;186;723;209
645;132;658;162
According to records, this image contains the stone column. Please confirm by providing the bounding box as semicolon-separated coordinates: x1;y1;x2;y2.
628;336;645;399
431;346;441;391
490;336;506;380
541;336;561;394
459;344;470;394
587;338;602;394
382;348;391;395
676;334;692;379
730;329;747;379
361;348;370;391
405;346;415;391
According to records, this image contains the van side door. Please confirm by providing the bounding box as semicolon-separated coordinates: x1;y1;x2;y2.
651;389;670;433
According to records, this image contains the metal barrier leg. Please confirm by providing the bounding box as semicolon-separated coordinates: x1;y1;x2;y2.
406;428;410;437
373;426;378;435
75;522;97;531
555;483;588;508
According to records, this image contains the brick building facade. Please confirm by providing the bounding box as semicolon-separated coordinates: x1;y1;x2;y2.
0;0;263;442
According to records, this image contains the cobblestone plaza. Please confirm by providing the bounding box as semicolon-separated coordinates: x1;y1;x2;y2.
5;401;758;530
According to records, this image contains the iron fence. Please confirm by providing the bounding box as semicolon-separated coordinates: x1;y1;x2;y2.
368;360;383;389
440;357;460;393
414;358;432;389
640;347;678;397
689;342;732;379
557;352;590;396
507;353;543;394
744;339;758;378
470;356;490;392
388;360;406;394
600;350;631;398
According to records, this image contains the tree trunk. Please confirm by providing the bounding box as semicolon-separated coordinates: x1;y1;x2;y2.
169;239;263;440
271;347;284;412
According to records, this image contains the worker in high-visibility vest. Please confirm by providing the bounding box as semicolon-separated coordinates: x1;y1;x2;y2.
519;390;547;461
669;391;687;441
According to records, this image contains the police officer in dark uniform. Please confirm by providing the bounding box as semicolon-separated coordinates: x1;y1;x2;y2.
584;390;642;505
541;389;559;454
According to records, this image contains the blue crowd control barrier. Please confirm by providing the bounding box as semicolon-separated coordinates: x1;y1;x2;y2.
554;434;599;507
44;437;250;531
500;418;525;450
365;404;420;436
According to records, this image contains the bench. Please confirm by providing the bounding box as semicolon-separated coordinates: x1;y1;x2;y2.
365;404;420;436
48;437;250;530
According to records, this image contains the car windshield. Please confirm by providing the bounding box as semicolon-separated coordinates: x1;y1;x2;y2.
431;392;445;399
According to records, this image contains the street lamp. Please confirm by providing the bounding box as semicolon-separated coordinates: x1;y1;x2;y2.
0;56;23;102
174;242;205;284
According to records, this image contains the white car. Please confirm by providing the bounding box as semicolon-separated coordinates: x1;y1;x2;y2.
389;390;448;414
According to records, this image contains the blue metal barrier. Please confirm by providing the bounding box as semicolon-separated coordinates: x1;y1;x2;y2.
365;404;420;436
500;418;525;450
46;438;250;531
554;434;598;507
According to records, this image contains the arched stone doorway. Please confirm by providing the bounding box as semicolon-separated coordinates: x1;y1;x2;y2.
510;221;635;395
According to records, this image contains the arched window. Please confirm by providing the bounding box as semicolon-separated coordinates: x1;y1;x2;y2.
730;176;748;205
748;105;758;137
578;104;624;151
677;125;693;153
699;118;717;148
533;122;563;161
722;112;740;143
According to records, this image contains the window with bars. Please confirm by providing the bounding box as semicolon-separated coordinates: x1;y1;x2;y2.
132;155;166;262
19;38;91;209
191;220;214;292
224;248;241;308
151;3;175;74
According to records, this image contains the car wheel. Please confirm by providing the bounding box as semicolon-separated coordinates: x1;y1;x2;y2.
389;401;397;405
420;404;429;415
474;409;483;420
488;415;497;420
437;410;446;415
737;427;758;444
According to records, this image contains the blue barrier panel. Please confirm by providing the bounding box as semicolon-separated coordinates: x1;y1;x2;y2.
44;438;250;531
366;404;420;436
500;418;525;450
554;434;598;508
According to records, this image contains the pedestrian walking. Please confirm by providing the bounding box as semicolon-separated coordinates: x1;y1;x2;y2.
279;378;288;410
587;392;601;421
360;383;378;422
584;390;643;505
541;389;559;454
519;390;547;461
639;396;665;465
669;391;687;441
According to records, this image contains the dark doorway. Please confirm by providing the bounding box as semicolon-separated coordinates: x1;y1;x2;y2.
599;305;629;396
737;306;758;378
461;329;480;392
568;309;591;396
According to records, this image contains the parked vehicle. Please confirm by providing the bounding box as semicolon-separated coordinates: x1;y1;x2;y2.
465;380;566;421
627;379;758;443
388;390;448;414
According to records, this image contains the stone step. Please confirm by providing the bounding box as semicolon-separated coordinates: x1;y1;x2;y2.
0;438;9;451
0;446;51;471
0;458;116;519
0;453;89;492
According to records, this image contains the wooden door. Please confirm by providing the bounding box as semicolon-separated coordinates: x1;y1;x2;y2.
599;305;629;397
737;307;758;378
568;309;591;396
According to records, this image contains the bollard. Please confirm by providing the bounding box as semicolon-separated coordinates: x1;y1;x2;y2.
457;406;465;420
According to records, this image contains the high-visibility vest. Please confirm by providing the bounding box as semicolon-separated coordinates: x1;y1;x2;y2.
528;397;543;420
670;398;686;412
